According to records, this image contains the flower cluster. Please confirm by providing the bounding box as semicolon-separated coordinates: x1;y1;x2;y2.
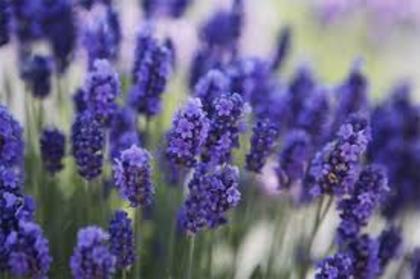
315;252;353;279
166;98;210;168
40;128;66;174
377;226;402;274
0;105;24;167
20;55;53;99
178;164;241;234
194;70;230;113
109;107;140;159
113;145;154;207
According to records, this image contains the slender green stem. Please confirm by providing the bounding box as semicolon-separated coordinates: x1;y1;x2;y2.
187;237;196;279
134;208;142;278
167;218;176;277
122;269;128;279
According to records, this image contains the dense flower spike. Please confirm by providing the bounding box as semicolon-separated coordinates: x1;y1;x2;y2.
202;93;245;164
276;130;311;189
178;164;241;234
108;210;136;269
0;0;10;47
71;112;105;180
166;98;210;168
246;118;279;173
129;31;172;117
271;26;291;71
109;107;139;159
377;226;402;274
315;252;353;279
336;165;389;242
40;128;66;174
0;105;24;167
305;114;371;198
0;165;23;193
346;235;380;279
70;226;116;279
20;55;53;99
4;221;52;278
113;145;154;207
194;69;230;113
85;59;120;125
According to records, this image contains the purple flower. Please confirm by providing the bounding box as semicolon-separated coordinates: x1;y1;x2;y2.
412;248;420;279
305;114;371;198
11;0;43;42
0;105;24;167
178;164;241;234
73;88;87;114
246;118;279;173
129;30;172;117
71;112;105;180
40;128;66;174
113;145;154;207
0;0;11;47
85;59;120;125
271;26;291;71
70;226;116;279
346;235;380;279
0;166;23;193
20;55;53;99
108;210;136;269
194;70;230;113
276;130;311;189
377;226;402;274
315;252;353;279
189;47;223;89
166;98;210;168
109;107;139;159
5;221;51;279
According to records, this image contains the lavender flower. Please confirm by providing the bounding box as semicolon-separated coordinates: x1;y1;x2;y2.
109;107;139;159
271;26;291;71
71;112;105;180
315;252;353;279
412;248;420;279
70;226;116;279
346;235;380;279
11;0;43;43
21;55;53;99
245;118;279;173
337;165;389;242
113;145;154;207
178;164;241;234
166;98;210;168
276;130;311;189
73;88;87;114
108;210;136;269
305;114;371;198
0;105;24;167
129;32;172;117
189;47;222;89
377;226;402;274
84;59;120;125
40;128;66;174
131;27;156;83
0;165;23;193
4;221;51;279
194;69;230;113
0;0;11;47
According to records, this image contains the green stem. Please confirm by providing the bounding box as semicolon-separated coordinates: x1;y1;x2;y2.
134;208;142;278
187;237;196;279
167;218;176;277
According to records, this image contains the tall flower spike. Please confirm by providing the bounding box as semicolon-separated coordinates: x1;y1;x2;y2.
0;0;11;47
40;128;66;174
377;226;402;275
271;26;291;71
4;221;52;278
336;165;389;243
202;93;245;164
194;69;230;113
315;252;353;279
71;112;105;180
305;114;371;198
108;210;136;269
346;234;380;279
0;105;24;167
85;59;120;125
21;55;53;99
276;130;311;189
246;118;279;173
113;145;154;207
70;226;116;279
129;31;172;117
178;164;241;234
166;98;210;168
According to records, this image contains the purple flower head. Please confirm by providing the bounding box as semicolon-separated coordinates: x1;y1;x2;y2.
5;221;51;279
113;145;154;207
85;59;120;125
178;163;241;234
0;105;24;167
0;165;23;193
271;26;291;72
20;55;53;99
70;226;116;279
71;112;105;180
315;252;353;279
0;0;11;47
337;165;389;242
166;98;210;168
377;226;402;274
108;210;136;269
277;130;311;189
11;0;44;42
129;30;172;117
202;93;245;164
194;69;230;113
305;114;371;198
109;107;139;159
189;46;223;89
346;234;380;279
73;88;87;114
40;128;66;174
246;118;280;173
168;0;192;18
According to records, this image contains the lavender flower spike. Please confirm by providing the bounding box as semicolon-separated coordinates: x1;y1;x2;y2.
40;128;66;174
166;98;210;168
0;105;24;167
315;252;353;279
70;226;116;279
113;145;154;207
